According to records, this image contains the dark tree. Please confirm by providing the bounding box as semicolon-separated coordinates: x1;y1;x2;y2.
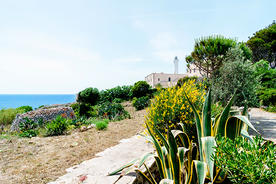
247;21;276;68
186;35;252;78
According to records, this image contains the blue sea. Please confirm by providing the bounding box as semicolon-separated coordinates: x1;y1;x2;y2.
0;94;76;109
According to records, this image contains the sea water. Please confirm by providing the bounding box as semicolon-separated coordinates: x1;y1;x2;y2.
0;94;76;109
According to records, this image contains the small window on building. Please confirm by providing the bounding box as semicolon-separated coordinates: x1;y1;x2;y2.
158;78;160;81
168;77;171;82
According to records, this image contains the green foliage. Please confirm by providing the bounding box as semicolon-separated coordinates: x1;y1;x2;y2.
131;81;151;98
18;118;39;137
70;103;97;118
112;90;258;184
99;85;133;102
186;35;252;78
265;105;276;112
98;102;130;121
0;108;22;126
77;87;100;105
211;46;260;107
46;116;69;136
95;120;109;130
247;21;276;68
132;96;150;110
258;88;276;106
16;105;33;113
214;136;276;184
176;76;199;87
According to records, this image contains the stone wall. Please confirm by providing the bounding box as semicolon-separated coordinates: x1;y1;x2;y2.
10;106;76;131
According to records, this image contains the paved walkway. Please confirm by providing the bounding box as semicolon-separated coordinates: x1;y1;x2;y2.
48;135;154;184
249;108;276;140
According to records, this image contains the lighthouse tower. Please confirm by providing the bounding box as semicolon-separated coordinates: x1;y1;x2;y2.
174;56;179;74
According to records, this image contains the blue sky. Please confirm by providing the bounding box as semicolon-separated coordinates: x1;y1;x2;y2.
0;0;275;94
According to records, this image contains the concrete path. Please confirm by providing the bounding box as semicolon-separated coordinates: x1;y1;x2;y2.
48;135;154;184
249;108;276;140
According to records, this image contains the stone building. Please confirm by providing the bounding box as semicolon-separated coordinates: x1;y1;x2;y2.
145;57;200;88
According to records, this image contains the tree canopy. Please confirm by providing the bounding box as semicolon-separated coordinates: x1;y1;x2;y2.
186;35;252;78
247;21;276;68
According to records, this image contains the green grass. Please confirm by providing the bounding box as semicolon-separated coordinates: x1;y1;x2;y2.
0;108;22;126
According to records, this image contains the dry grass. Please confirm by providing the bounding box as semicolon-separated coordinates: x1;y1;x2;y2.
0;102;147;184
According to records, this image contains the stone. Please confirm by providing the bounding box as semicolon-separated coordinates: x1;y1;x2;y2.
10;107;76;131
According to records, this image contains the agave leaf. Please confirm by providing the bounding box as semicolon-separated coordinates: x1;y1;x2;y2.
190;160;208;184
154;127;170;152
225;115;259;140
201;137;216;182
108;158;138;176
183;90;203;161
215;94;235;136
136;169;155;184
143;163;158;184
241;129;254;143
172;129;191;149
138;153;154;168
168;131;181;184
202;90;212;136
145;123;167;177
154;156;165;179
160;179;174;184
178;147;189;169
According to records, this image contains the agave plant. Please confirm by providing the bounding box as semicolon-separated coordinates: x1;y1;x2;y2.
109;89;258;184
183;89;259;183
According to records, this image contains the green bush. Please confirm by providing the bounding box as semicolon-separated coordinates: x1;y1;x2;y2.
214;136;276;184
98;102;130;121
18;117;44;138
77;87;100;105
212;46;260;107
0;108;22;126
16;105;33;113
95;120;108;130
70;103;97;118
131;81;151;98
46;116;69;136
258;88;276;106
132;96;150;110
99;85;132;103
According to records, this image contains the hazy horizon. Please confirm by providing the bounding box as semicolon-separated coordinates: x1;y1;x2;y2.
0;0;275;94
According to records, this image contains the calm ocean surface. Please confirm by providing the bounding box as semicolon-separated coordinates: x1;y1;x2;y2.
0;94;76;109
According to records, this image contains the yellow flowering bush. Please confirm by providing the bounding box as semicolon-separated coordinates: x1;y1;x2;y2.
145;80;205;141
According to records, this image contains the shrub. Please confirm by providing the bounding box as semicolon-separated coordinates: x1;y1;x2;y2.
18;118;39;137
77;87;100;105
0;108;21;126
145;80;205;141
46;116;69;136
99;85;133;103
258;88;276;106
214;136;276;184
70;103;97;118
132;96;150;110
95;120;108;130
176;76;199;87
16;105;33;113
212;46;260;107
131;81;151;98
98;102;130;121
113;98;123;103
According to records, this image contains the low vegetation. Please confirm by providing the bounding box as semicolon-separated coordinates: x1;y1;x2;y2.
214;136;276;184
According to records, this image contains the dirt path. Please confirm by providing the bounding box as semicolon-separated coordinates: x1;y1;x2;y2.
0;103;147;184
249;108;276;140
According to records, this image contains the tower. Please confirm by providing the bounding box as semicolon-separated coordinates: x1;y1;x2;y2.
174;56;179;74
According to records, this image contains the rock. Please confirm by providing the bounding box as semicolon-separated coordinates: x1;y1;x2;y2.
10;107;76;131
